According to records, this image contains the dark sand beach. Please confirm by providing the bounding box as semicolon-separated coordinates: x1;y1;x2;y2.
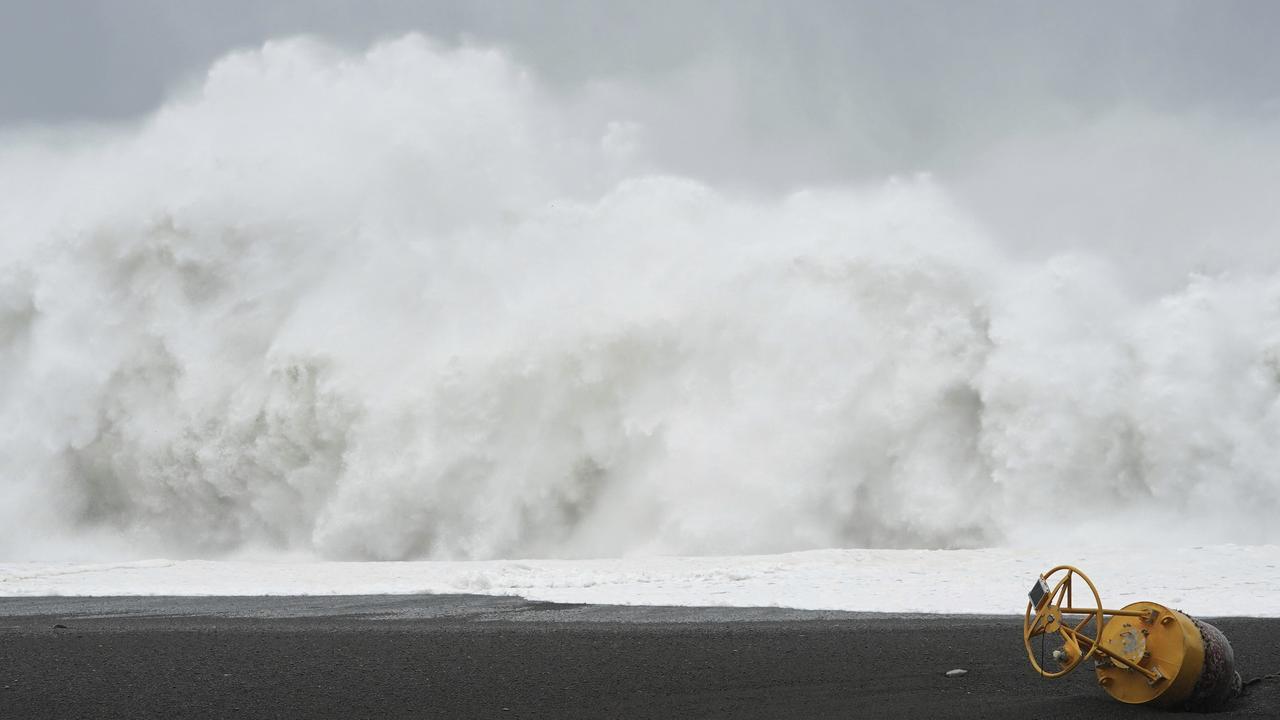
1;595;1277;719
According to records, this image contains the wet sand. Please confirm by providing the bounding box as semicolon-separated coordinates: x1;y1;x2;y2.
1;595;1276;719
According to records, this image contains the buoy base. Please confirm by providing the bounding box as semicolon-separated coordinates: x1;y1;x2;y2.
1094;602;1239;710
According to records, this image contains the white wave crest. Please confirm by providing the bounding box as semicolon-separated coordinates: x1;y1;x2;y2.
1;36;1278;561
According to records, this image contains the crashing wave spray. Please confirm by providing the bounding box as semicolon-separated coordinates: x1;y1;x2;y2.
1;36;1278;561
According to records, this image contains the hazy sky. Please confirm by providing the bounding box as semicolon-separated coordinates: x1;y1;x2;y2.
4;2;1276;130
3;0;1278;284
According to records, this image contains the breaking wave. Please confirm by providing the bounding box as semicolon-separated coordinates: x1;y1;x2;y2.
2;36;1278;560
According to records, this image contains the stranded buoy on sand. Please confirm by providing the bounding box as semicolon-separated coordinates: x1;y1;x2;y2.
1023;565;1241;711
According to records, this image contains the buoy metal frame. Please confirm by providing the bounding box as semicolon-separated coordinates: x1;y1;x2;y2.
1022;565;1211;707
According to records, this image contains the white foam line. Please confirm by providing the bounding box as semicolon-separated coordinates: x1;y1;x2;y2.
3;546;1277;617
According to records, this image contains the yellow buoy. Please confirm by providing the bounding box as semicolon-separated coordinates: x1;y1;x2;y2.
1022;565;1240;710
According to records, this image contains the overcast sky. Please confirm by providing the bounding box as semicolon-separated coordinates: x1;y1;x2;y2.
3;0;1278;284
4;2;1276;129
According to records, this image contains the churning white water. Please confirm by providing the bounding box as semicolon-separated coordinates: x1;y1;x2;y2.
1;36;1278;561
